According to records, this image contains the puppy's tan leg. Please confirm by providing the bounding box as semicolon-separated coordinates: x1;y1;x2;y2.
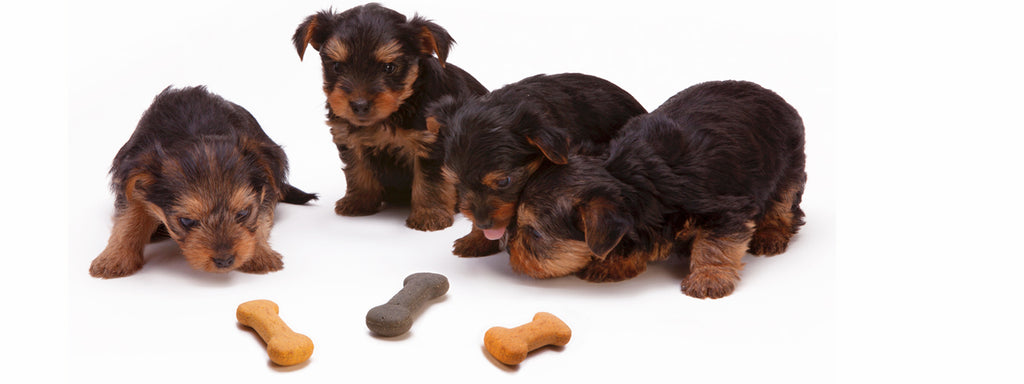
335;148;386;217
749;185;802;256
406;157;455;231
453;228;502;257
238;213;283;274
90;198;160;278
681;225;752;299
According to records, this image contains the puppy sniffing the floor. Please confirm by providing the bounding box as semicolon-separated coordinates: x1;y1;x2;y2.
90;86;316;278
292;3;487;231
507;80;807;299
427;73;646;257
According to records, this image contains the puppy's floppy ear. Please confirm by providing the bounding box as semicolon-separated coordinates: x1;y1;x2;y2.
577;194;631;260
515;107;570;164
239;136;288;203
293;10;335;60
407;15;453;67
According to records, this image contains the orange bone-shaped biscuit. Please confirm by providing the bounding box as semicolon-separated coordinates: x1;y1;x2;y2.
484;312;571;365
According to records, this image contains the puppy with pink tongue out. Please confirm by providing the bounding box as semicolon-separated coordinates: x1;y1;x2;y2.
426;73;646;258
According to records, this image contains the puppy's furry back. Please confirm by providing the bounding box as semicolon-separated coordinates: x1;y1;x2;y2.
111;86;316;206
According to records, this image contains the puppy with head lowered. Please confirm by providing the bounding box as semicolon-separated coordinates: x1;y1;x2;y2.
292;3;487;231
90;86;316;278
508;80;807;299
428;73;647;257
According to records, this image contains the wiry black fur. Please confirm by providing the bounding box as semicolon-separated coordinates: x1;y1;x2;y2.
92;86;315;278
112;86;317;214
428;73;646;254
292;3;486;231
510;80;806;296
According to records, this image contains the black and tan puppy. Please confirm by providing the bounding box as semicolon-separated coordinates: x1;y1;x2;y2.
507;80;807;299
90;86;316;278
292;3;487;231
428;73;647;257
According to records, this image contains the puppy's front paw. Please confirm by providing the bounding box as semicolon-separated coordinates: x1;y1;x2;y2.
237;248;284;274
334;194;383;216
89;249;143;278
453;230;501;257
576;257;647;283
680;267;740;299
406;209;454;231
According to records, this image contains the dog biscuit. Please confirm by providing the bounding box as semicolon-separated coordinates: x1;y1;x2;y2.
236;300;314;366
366;272;449;337
484;312;571;365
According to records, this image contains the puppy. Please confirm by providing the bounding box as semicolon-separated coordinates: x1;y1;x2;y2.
428;73;647;257
90;86;317;278
507;80;807;299
292;3;487;231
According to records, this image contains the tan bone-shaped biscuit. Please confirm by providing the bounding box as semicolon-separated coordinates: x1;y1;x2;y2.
484;312;571;365
236;299;314;366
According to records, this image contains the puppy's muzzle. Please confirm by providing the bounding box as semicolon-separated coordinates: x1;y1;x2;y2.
213;254;235;269
349;99;372;116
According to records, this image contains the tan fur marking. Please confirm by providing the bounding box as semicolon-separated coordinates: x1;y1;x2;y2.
304;18;321;52
441;165;459;186
372;62;419;120
489;199;516;229
509;237;592;279
323;37;348;62
374;40;404;63
481;170;509;190
425;116;442;134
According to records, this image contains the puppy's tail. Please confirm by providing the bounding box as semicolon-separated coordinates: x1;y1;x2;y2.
280;183;318;205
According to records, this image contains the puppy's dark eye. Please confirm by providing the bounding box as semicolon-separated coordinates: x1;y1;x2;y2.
331;62;342;73
382;62;396;74
179;217;198;229
495;176;512;189
530;228;543;240
236;209;250;221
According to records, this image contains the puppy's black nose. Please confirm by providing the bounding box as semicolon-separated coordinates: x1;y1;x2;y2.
349;99;371;116
475;218;493;230
212;254;235;269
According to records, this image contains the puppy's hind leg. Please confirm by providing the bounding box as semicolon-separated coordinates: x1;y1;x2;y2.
90;197;161;278
749;181;805;256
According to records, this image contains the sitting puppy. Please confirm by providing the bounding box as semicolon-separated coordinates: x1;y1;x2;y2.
292;3;487;231
507;80;807;299
428;73;646;257
90;86;317;278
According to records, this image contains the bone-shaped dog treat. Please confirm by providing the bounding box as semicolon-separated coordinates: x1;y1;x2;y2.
236;299;314;366
366;272;449;337
484;312;572;365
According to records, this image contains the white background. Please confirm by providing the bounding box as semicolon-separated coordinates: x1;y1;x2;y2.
3;0;1023;382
